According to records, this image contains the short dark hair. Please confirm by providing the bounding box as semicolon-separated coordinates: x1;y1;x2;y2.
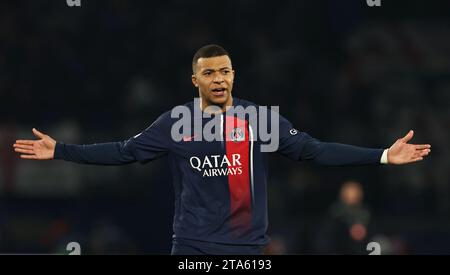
192;44;230;73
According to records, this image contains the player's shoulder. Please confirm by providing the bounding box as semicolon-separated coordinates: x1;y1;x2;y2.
233;97;260;108
233;97;276;115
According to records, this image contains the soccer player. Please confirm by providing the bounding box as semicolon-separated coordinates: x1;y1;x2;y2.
13;45;431;255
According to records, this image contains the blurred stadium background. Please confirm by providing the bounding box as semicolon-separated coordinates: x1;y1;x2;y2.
0;0;449;254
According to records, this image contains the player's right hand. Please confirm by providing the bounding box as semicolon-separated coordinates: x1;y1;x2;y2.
13;128;56;160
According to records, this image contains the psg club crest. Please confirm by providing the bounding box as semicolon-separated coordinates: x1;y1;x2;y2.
230;128;245;142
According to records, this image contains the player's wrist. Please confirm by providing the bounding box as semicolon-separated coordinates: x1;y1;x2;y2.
380;149;389;164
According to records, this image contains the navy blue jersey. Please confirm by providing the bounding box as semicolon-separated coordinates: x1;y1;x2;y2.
54;98;383;247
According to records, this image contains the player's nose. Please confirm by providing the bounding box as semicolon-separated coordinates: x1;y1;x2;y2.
213;74;224;83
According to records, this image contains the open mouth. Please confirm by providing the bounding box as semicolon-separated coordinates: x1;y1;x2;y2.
211;88;227;96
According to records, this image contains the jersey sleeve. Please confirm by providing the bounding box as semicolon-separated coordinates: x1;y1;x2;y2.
276;115;383;166
125;112;171;163
54;112;171;165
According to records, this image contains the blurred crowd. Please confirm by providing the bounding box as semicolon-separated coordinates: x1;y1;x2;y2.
0;0;449;254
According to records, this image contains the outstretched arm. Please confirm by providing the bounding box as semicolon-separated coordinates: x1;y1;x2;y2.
300;130;431;166
13;128;138;165
277;112;430;166
13;114;171;165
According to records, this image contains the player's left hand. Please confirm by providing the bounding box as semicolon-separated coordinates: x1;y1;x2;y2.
387;130;431;164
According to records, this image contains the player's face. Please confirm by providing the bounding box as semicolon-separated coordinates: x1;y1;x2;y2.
192;55;235;108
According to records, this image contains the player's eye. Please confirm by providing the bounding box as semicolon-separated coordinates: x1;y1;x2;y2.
222;70;230;74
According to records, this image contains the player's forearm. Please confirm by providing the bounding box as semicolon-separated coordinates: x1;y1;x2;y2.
54;142;137;165
303;141;384;166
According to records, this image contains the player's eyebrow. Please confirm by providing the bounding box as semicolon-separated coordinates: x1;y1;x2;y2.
202;67;232;73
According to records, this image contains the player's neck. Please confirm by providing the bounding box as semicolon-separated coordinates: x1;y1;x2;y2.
200;96;234;114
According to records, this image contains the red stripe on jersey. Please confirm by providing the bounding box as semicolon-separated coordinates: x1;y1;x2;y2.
225;115;251;237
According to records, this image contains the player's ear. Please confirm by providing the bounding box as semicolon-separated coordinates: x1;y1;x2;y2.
192;75;199;88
